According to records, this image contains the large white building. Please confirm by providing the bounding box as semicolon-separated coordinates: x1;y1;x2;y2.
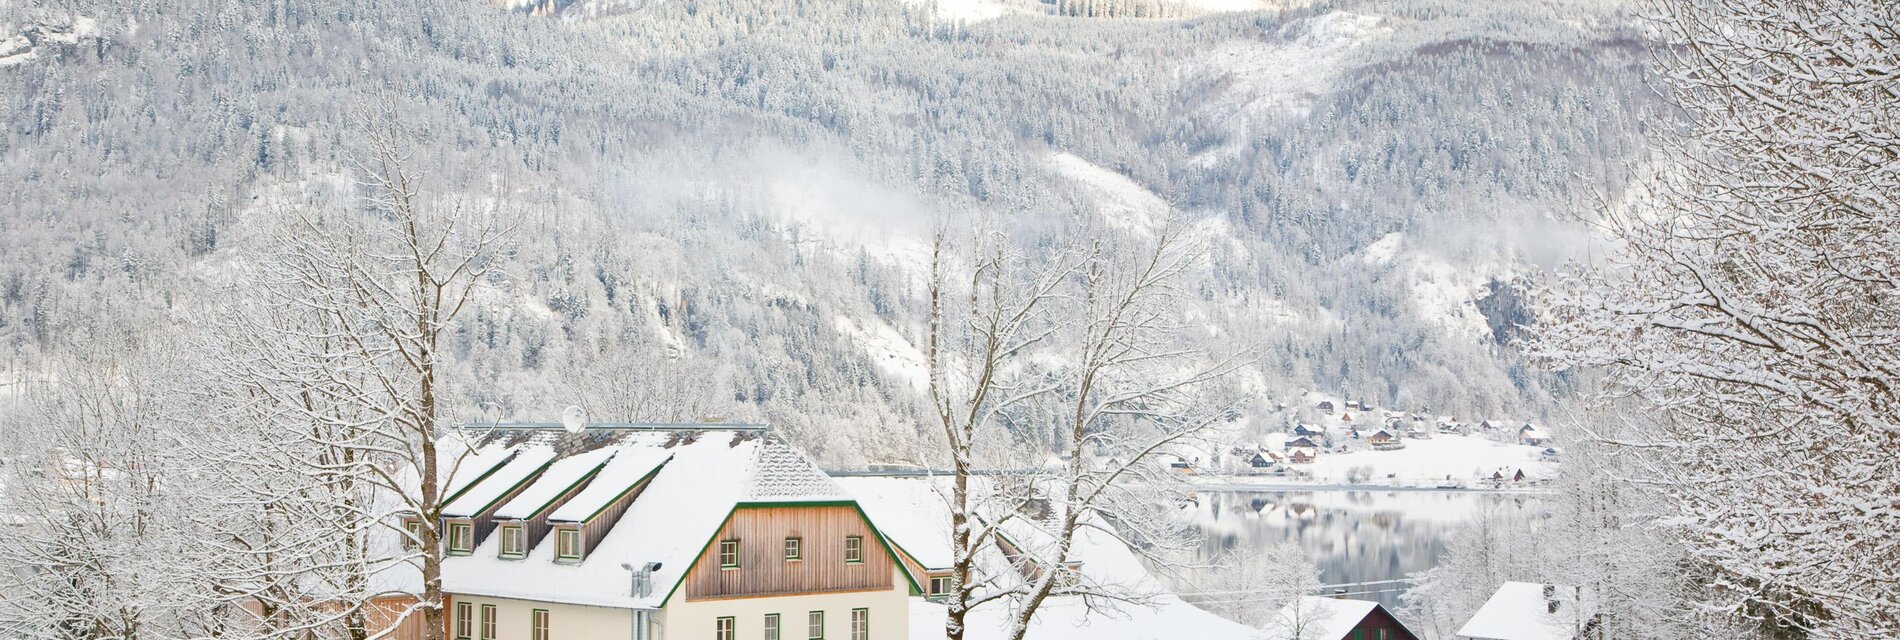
381;424;920;640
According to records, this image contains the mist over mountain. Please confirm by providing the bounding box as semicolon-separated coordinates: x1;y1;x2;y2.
0;0;1652;465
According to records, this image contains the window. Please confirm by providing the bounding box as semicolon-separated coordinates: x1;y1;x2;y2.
929;576;952;596
448;522;473;555
850;608;868;640
555;528;582;561
784;537;803;561
715;617;735;640
843;536;862;564
454;602;473;640
807;611;824;640
532;609;549;640
479;604;496;640
499;524;525;558
764;613;781;640
401;517;423;550
719;539;740;569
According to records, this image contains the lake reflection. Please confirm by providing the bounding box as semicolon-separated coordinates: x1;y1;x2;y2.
1167;489;1549;611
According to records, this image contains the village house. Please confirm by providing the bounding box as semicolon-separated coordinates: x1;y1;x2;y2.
1248;449;1278;469
378;424;919;640
1517;424;1550;447
1366;429;1398;448
1317;400;1335;414
1293;423;1328;439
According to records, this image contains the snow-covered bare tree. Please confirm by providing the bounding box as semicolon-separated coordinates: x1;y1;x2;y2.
996;215;1248;640
1531;0;1900;635
920;212;1244;640
0;332;220;640
1196;542;1325;637
204;111;513;640
922;221;1077;640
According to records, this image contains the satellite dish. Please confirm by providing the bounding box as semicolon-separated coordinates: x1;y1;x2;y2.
561;405;587;433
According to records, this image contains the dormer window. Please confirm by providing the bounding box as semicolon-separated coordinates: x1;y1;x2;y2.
843;536;863;564
719;540;740;569
784;537;803;561
401;516;423;550
498;524;525;559
447;521;474;555
928;574;954;597
555;527;582;562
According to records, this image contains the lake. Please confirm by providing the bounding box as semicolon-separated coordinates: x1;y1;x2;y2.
1161;489;1550;615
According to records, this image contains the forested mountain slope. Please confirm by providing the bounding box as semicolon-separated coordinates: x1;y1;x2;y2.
0;0;1651;464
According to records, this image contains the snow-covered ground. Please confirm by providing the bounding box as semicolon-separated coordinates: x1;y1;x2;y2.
1185;11;1393;159
832;315;930;392
1049;151;1170;236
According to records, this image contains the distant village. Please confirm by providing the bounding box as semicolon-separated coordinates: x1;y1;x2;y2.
1160;395;1561;488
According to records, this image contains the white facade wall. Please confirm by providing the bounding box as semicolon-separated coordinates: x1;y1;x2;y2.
447;594;632;640
653;568;911;640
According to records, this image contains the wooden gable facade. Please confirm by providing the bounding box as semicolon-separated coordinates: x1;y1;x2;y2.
680;503;916;602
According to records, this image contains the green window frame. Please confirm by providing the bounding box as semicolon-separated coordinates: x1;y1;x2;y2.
454;602;473;640
448;522;473;555
843;536;862;564
555;528;582;561
715;616;735;640
479;604;496;640
401;517;423;550
785;536;803;561
850;608;868;640
719;539;740;569
532;609;549;640
764;613;781;640
499;524;525;559
807;610;824;640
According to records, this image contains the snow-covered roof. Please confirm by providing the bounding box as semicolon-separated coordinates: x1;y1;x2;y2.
546;446;673;523
1262;597;1382;640
493;448;616;520
432;426;866;609
872;473;1254;640
747;440;845;501
838;476;956;569
1456;582;1591;640
443;446;559;518
440;440;519;502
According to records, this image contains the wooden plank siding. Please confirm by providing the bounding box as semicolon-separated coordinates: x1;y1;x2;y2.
683;505;895;601
579;474;655;553
366;595;427;640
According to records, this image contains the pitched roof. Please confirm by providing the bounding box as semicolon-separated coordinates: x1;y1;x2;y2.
443;447;558;518
546;446;673;523
493;448;615;520
408;425;869;609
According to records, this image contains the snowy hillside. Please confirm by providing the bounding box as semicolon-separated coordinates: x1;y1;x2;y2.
0;0;1651;463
